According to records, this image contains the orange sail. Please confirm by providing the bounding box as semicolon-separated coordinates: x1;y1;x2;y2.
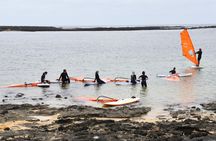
180;29;198;65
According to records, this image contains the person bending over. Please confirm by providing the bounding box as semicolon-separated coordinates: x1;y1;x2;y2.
130;72;137;85
41;71;50;83
169;67;176;74
58;69;70;84
94;71;105;84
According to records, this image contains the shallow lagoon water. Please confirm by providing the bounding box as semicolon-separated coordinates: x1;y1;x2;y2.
0;29;216;117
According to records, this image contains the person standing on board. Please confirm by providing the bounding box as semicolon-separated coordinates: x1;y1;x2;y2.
196;48;202;66
58;69;70;84
94;71;105;84
130;72;137;85
169;67;176;74
41;71;49;83
138;71;148;87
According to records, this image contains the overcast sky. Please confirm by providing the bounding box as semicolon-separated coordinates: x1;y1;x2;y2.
0;0;215;26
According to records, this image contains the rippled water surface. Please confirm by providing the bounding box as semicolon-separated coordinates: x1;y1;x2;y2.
0;29;216;115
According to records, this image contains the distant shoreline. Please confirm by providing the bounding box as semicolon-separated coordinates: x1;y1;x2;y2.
1;25;216;32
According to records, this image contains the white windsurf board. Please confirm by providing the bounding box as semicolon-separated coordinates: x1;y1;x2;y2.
103;97;140;106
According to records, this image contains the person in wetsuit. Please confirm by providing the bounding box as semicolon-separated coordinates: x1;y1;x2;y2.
94;71;105;84
139;71;148;87
130;72;137;85
41;71;48;83
169;67;176;74
58;69;70;84
196;48;202;66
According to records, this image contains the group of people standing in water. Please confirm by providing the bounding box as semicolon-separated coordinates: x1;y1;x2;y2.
41;69;70;84
95;71;148;87
41;70;149;88
40;48;202;88
130;71;148;87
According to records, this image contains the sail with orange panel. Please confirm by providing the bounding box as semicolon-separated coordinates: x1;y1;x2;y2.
180;29;198;65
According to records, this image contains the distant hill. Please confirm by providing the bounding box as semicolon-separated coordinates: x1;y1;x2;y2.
1;25;216;32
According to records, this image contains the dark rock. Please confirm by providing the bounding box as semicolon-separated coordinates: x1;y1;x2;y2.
4;127;10;131
0;103;215;141
0;110;8;115
56;94;62;98
201;102;216;112
56;118;73;124
15;93;24;98
196;107;201;111
190;131;208;139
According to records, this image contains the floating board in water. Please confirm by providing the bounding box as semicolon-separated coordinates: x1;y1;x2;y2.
4;82;51;88
191;66;203;69
49;81;61;84
115;80;140;86
103;97;140;106
178;73;192;77
70;77;94;82
164;75;180;81
76;96;118;103
157;73;192;77
84;82;98;87
84;81;107;86
70;76;130;83
5;82;41;88
109;77;129;82
37;83;50;88
157;74;180;81
70;76;111;83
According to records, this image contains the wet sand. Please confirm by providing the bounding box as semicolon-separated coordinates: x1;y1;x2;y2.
0;102;216;141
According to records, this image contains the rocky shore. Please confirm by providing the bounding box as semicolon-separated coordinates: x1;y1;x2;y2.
0;102;216;141
1;25;216;32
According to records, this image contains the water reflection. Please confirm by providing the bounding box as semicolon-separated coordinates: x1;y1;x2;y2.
94;84;102;91
140;87;148;95
60;83;70;89
41;87;49;93
177;67;200;105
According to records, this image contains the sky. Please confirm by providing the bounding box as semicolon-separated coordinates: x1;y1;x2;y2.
0;0;216;26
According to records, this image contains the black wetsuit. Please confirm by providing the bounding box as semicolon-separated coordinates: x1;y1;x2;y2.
196;50;202;64
41;73;46;83
139;74;148;87
130;75;137;85
169;69;176;74
59;72;70;84
95;73;105;84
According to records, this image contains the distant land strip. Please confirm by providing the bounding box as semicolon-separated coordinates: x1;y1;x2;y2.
1;25;216;32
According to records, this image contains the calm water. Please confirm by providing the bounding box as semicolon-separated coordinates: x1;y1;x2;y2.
0;29;216;116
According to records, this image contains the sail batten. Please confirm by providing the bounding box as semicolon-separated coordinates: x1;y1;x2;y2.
180;29;198;65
